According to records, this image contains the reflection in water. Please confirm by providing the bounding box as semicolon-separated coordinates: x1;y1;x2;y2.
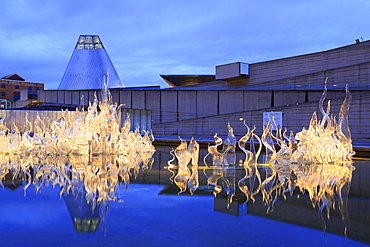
167;82;356;235
0;80;361;240
238;125;262;203
204;124;237;207
168;137;355;235
0;85;156;232
167;137;200;195
261;162;355;236
63;179;108;233
0;152;154;232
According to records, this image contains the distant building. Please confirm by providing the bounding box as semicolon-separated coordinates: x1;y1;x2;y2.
58;35;124;90
0;74;44;108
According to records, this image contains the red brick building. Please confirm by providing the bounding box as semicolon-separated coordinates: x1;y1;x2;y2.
0;74;44;102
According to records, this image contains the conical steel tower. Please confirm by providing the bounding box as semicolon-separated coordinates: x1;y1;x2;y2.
58;35;124;90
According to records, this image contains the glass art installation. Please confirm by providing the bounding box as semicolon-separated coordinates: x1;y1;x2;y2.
0;77;359;238
237;124;262;203
0;84;156;214
262;80;355;165
202;124;237;207
168;81;355;235
167;137;200;195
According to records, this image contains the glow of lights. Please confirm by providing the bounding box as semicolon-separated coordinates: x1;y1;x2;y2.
168;80;355;234
0;83;156;209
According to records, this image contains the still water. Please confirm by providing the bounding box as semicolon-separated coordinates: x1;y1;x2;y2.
0;146;369;247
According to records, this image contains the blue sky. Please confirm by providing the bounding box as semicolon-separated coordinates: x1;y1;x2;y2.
0;0;369;89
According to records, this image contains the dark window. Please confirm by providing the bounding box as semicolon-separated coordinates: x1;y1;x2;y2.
35;87;39;90
28;87;33;90
1;92;5;97
13;92;20;101
1;84;5;88
15;85;19;89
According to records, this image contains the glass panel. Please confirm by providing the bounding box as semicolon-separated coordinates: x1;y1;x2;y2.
85;36;92;43
78;36;85;43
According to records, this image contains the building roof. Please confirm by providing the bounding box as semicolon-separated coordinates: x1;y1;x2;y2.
14;102;80;111
1;74;25;81
162;40;370;90
58;35;124;90
160;75;216;87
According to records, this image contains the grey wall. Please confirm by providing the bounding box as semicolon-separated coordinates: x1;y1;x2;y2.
248;41;370;86
247;62;370;90
152;91;370;140
39;89;370;140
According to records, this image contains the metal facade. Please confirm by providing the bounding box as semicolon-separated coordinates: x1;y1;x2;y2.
58;35;124;90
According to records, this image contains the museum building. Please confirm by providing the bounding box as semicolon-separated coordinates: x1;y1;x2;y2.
36;38;370;141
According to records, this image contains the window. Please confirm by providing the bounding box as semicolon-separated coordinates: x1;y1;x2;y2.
15;85;19;89
13;92;20;101
1;84;5;88
1;92;5;97
86;36;93;43
28;87;33;90
35;87;39;90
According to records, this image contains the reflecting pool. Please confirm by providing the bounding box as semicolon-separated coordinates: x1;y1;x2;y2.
0;145;369;247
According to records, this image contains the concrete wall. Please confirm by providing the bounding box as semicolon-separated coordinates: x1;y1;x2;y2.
197;91;218;117
249;62;370;90
145;91;161;124
178;91;197;120
248;41;370;86
152;90;370;140
160;91;178;123
121;108;152;132
38;88;370;140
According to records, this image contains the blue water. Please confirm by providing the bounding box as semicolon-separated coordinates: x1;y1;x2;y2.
0;182;368;247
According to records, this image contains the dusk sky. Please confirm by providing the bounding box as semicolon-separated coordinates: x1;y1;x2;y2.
0;0;368;89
